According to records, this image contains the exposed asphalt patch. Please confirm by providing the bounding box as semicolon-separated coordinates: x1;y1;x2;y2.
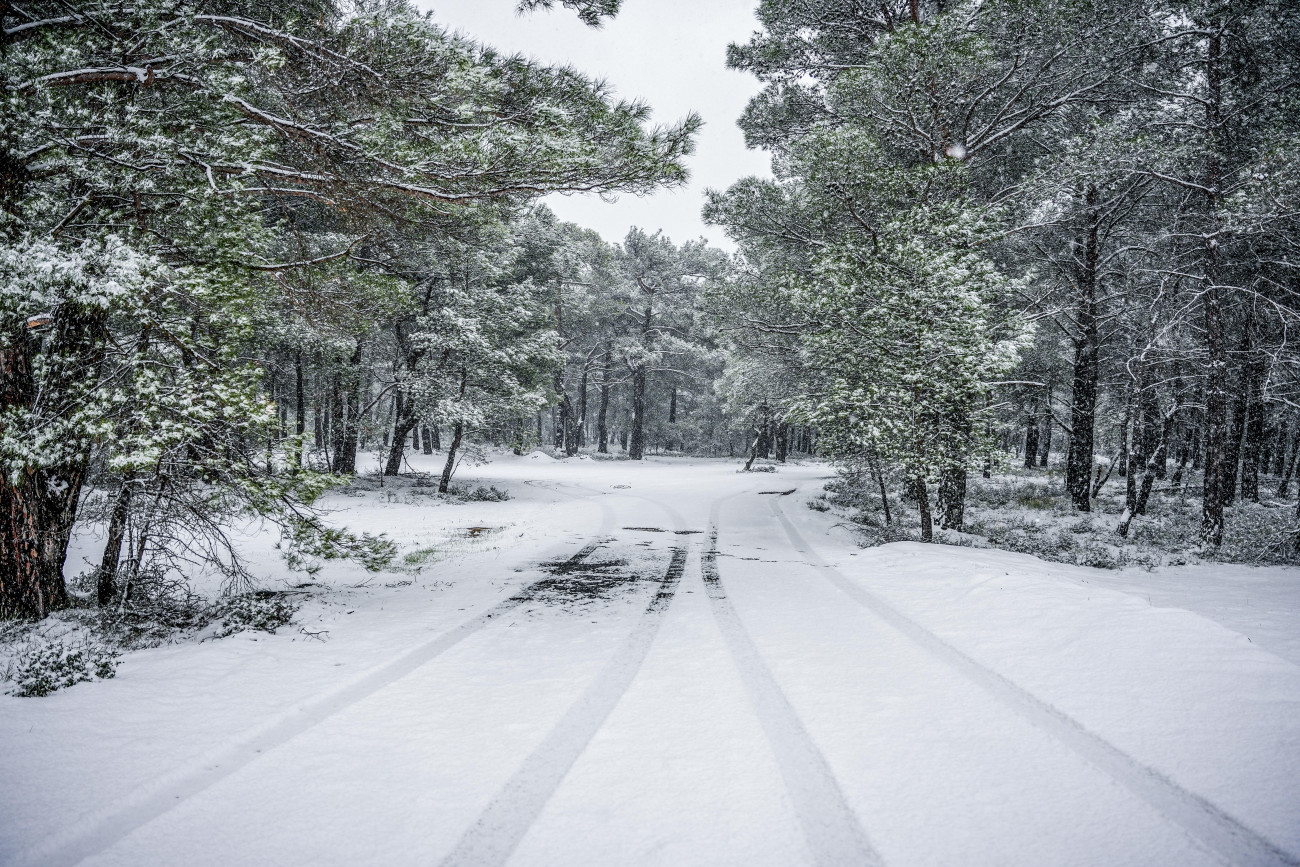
622;526;664;532
526;549;659;607
674;530;703;535
757;489;797;496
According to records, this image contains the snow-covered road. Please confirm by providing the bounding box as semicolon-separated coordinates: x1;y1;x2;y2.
4;457;1300;866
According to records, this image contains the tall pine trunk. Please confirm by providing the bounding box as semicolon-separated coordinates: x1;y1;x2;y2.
330;342;364;475
1277;427;1300;498
1066;185;1100;511
438;369;468;493
597;345;612;454
576;360;590;450
1222;358;1248;505
97;480;133;605
1024;400;1040;469
0;310;104;618
1037;384;1053;466
1200;30;1228;546
915;478;934;542
1239;343;1266;503
291;352;306;470
629;364;647;460
384;389;419;476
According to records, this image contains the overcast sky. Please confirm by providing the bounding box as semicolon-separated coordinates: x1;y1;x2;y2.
420;0;771;250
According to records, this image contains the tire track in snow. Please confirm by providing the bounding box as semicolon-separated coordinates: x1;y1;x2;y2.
702;510;884;867
16;542;608;867
768;496;1300;867
440;546;689;867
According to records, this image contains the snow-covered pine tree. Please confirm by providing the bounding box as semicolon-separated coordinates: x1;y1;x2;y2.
1;0;699;617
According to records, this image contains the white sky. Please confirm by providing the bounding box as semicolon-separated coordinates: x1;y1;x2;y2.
420;0;772;250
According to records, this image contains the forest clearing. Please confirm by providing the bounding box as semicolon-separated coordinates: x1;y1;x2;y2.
3;0;1300;862
3;453;1299;866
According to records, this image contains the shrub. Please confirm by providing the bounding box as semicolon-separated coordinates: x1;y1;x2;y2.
463;484;511;502
4;636;120;697
212;593;299;639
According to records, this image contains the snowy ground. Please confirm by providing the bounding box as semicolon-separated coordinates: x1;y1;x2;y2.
3;454;1300;866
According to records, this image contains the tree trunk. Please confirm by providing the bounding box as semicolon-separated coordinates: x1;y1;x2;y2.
1066;186;1100;510
1024;400;1040;469
743;430;761;471
0;311;104;618
1200;28;1228;545
1190;418;1203;471
668;386;677;424
629;365;647;460
422;424;434;454
597;345;612;453
576;361;590;450
1037;384;1053;466
328;344;363;475
1277;428;1300;498
438;422;464;494
384;389;420;476
1272;420;1289;476
937;465;966;531
775;424;789;463
1223;371;1248;506
867;451;892;524
438;370;468;493
290;352;306;470
1135;414;1175;517
96;480;134;606
1239;346;1266;503
915;478;934;542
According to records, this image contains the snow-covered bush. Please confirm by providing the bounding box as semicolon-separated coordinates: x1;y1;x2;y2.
212;594;299;639
4;636;119;697
450;484;512;502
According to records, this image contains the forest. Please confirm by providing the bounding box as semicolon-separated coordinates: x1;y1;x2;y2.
3;0;1300;620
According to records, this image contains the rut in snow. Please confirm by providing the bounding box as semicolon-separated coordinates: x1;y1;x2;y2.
701;523;884;867
17;540;610;867
767;496;1300;867
440;545;688;867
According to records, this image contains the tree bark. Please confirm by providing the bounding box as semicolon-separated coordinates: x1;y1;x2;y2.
338;343;365;474
629;364;647;460
1223;370;1248;505
438;369;468;493
597;345;612;454
937;465;966;530
96;480;133;606
1024;400;1040;469
867;451;892;524
1239;345;1266;502
1272;420;1289;476
1200;28;1228;546
1277;427;1300;498
1066;186;1100;510
0;312;103;618
576;360;590;450
743;430;761;471
1037;384;1053;466
915;478;934;542
384;389;420;476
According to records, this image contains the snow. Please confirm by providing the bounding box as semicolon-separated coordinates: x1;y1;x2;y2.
4;455;1300;866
